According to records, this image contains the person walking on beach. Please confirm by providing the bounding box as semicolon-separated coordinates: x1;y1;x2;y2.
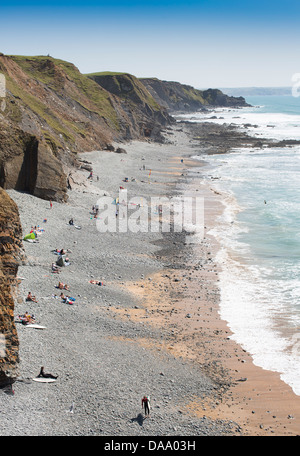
142;395;150;417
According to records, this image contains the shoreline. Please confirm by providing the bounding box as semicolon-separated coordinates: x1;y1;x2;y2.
123;148;300;436
171;126;300;435
3;120;300;436
111;121;300;435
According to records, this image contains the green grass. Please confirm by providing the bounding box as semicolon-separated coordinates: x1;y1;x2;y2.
5;73;76;144
85;71;130;77
182;87;206;104
88;72;162;112
9;55;121;130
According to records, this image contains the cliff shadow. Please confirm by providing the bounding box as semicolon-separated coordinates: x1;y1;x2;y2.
15;137;38;194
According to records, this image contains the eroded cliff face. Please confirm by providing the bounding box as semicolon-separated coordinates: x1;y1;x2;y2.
140;78;250;113
0;188;23;386
0;54;173;202
0;118;67;202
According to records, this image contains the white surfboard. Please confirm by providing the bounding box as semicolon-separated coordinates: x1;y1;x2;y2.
32;378;57;383
25;324;47;329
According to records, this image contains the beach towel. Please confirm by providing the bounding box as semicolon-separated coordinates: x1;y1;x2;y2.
24;232;36;240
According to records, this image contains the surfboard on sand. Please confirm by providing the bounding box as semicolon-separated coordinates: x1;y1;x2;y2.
32;378;57;383
25;324;47;329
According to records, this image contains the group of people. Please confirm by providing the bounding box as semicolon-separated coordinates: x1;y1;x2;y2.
53;248;69;255
87;171;99;181
30;225;45;237
18;312;36;325
51;248;72;273
57;281;70;291
51;245;75;304
91;205;99;219
21;190;152;417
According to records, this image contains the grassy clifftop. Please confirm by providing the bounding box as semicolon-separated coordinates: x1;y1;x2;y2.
1;55;172;154
10;56;119;121
86;71;166;113
3;55;123;148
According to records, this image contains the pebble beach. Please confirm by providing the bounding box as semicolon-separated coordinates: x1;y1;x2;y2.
3;122;300;437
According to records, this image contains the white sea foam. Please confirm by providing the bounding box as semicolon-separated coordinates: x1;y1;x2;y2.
216;247;300;395
177;102;300;140
208;197;300;395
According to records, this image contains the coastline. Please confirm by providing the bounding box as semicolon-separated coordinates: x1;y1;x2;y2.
3;120;300;436
124;149;300;436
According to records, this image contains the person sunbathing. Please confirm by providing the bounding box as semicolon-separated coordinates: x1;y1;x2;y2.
53;248;66;255
58;282;70;290
52;263;60;273
37;366;58;379
60;292;75;304
89;280;104;286
26;292;37;302
19;312;36;325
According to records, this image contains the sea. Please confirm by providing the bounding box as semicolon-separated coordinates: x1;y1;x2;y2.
178;94;300;396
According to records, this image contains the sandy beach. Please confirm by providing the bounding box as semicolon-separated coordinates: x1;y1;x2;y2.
3;121;300;437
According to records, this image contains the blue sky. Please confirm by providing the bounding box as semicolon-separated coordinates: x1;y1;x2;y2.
1;1;299;88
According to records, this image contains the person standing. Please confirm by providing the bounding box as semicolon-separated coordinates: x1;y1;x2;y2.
142;395;150;417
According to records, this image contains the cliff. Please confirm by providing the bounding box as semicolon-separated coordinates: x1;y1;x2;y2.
0;188;23;387
0;54;250;202
0;54;173;202
86;71;173;140
0;118;68;202
139;78;250;113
